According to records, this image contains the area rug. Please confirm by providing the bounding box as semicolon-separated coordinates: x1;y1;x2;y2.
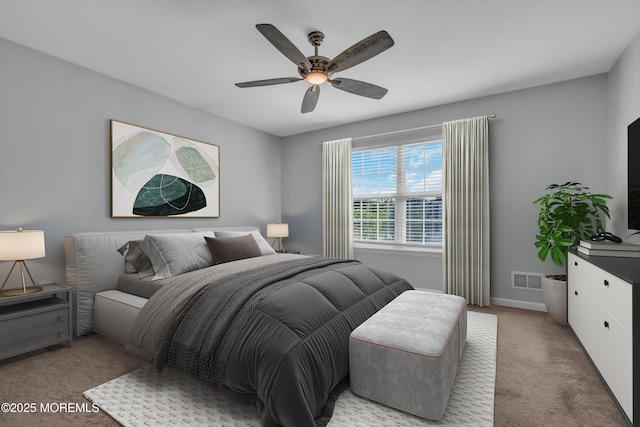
84;311;497;426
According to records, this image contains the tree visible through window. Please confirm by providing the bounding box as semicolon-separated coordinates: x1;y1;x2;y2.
352;140;442;246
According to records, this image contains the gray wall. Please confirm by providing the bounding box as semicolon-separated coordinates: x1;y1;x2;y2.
607;33;640;241
0;38;283;287
281;74;610;309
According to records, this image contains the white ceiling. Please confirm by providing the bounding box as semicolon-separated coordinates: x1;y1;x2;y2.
1;0;639;137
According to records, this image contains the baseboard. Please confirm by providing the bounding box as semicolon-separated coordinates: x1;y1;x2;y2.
491;297;547;312
416;292;547;312
413;292;548;312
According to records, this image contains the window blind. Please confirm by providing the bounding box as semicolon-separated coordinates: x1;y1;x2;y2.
353;140;443;246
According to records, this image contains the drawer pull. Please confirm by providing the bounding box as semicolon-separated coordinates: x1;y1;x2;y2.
57;315;62;321
603;280;609;287
574;290;578;296
604;321;609;328
574;261;578;266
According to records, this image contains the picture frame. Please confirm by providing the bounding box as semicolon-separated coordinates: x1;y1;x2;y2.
110;120;220;218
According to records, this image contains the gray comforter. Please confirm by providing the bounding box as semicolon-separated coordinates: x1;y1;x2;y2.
126;254;413;427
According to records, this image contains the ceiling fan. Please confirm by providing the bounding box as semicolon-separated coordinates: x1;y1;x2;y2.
235;24;394;113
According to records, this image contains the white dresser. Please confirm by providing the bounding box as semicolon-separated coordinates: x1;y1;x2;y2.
567;250;639;425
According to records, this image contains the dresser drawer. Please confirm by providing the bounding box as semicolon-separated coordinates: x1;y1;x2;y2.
588;268;632;332
568;253;591;291
568;253;602;295
0;308;69;358
588;303;633;420
567;275;592;350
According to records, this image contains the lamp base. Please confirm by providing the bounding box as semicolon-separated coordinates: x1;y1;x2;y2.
271;237;286;253
0;260;44;298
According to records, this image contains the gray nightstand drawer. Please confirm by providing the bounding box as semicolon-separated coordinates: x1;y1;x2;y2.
0;308;69;358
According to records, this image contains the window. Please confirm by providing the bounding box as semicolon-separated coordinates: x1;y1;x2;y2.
352;140;442;247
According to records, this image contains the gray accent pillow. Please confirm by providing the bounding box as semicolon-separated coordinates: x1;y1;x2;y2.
204;234;263;264
117;240;155;279
142;232;214;281
213;230;276;256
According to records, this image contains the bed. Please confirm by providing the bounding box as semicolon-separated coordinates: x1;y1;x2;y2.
64;227;413;427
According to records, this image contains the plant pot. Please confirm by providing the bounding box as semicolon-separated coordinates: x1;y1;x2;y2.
541;275;568;326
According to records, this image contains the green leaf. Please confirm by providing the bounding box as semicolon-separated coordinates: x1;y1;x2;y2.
538;245;550;262
591;194;613;200
550;246;566;266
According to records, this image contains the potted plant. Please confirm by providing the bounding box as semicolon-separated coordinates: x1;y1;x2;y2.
532;181;612;325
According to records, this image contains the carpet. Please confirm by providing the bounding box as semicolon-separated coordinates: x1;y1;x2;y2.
83;311;497;426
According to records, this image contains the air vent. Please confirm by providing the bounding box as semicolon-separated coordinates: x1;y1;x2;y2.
512;271;543;291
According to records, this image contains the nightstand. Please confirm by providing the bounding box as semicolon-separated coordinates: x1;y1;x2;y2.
0;283;72;360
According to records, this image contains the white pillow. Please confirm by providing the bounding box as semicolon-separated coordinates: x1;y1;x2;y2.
141;231;214;280
213;230;276;256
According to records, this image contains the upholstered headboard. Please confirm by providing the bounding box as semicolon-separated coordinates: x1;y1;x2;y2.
64;227;262;336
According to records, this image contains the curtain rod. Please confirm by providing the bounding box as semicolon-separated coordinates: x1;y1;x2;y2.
351;114;497;141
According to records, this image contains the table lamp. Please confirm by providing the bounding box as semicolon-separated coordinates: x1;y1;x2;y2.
267;223;289;253
0;228;45;297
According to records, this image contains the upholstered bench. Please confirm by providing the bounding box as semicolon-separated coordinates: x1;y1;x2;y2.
349;290;467;420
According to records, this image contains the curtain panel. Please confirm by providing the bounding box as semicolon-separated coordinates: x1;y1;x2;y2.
442;116;490;306
322;138;354;259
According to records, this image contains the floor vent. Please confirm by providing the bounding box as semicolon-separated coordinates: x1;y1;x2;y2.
511;271;543;291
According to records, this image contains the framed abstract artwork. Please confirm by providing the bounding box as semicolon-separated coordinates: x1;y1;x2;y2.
110;120;220;217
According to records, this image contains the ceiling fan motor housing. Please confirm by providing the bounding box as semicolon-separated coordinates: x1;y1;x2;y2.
298;56;331;79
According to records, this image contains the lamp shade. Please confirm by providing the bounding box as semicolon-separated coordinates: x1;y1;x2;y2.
0;229;46;261
267;223;289;238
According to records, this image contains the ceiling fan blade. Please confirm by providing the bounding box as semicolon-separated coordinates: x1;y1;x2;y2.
330;78;388;99
235;77;302;88
301;85;320;113
256;24;312;70
326;31;394;73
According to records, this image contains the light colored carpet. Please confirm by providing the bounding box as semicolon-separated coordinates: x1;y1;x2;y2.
83;311;497;426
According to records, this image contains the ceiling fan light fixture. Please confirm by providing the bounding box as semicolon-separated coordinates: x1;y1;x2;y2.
305;71;328;85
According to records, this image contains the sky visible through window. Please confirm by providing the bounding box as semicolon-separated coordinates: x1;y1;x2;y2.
353;141;442;197
405;142;442;193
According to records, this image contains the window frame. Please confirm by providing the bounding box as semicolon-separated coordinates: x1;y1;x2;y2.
352;138;443;250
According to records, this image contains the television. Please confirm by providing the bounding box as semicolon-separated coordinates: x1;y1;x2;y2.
629;117;640;230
